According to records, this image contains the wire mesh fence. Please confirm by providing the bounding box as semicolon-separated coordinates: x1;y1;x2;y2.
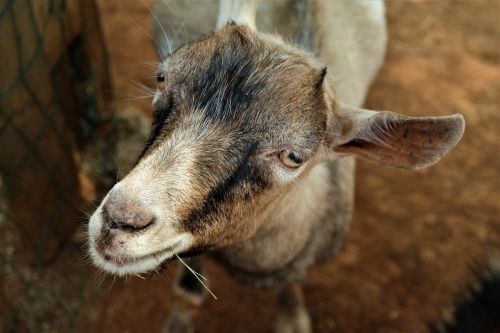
0;0;110;330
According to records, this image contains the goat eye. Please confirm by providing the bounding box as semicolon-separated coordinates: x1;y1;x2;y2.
156;73;165;82
156;73;165;88
279;150;303;168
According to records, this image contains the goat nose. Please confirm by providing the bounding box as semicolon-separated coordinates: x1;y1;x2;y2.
103;191;155;232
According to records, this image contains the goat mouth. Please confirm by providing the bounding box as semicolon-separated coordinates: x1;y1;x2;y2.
88;231;194;275
99;242;180;267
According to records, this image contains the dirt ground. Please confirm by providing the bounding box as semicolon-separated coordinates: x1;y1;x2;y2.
74;1;499;332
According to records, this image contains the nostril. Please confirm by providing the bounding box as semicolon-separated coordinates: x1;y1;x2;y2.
102;190;156;232
115;216;155;232
102;200;156;233
102;208;119;230
101;206;114;228
128;216;156;231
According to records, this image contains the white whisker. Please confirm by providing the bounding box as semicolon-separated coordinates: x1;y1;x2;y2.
144;0;172;56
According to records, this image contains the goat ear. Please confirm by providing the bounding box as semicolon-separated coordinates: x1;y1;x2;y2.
327;105;465;169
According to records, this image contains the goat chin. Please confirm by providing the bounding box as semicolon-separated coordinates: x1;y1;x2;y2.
88;243;172;276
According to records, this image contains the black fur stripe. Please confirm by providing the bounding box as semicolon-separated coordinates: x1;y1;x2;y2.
183;141;267;233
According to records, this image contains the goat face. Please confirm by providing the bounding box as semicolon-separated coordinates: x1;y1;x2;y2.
88;25;329;275
87;23;464;276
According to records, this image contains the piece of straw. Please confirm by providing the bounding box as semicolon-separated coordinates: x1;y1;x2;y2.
175;254;217;300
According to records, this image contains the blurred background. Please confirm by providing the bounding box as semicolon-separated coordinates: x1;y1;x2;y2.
0;0;499;332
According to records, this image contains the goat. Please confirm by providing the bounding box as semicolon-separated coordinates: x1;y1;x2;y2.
87;0;465;331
